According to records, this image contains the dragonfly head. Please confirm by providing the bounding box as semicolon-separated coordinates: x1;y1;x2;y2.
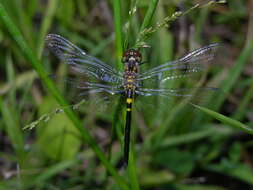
122;49;142;64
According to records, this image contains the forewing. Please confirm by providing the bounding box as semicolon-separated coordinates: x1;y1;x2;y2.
45;34;123;84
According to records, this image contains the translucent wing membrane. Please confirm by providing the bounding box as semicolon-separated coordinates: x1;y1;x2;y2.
26;36;220;152
46;34;123;84
138;43;219;88
134;87;220;109
136;87;218;98
49;75;124;107
43;34;219;119
60;77;124;96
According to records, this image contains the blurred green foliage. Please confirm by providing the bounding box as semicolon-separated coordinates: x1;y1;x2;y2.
0;0;253;189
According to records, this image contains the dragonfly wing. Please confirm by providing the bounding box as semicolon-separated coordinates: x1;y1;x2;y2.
46;34;123;84
50;75;124;96
138;43;220;88
135;87;220;105
50;75;124;112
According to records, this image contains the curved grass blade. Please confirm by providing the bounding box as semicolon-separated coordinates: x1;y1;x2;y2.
139;0;159;33
191;103;253;135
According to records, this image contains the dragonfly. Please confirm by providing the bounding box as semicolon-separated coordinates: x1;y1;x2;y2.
45;34;219;166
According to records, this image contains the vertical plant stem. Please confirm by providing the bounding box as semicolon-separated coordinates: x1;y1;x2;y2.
113;0;123;69
128;145;140;190
113;1;140;187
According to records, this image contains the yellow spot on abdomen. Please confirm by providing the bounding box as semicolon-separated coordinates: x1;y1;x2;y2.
126;98;133;104
127;108;131;111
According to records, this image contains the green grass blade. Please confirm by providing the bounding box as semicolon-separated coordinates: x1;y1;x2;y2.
0;4;129;189
139;0;159;32
191;104;253;135
160;127;233;148
36;0;59;58
211;41;253;111
0;97;25;160
206;163;253;186
108;98;124;165
12;0;35;47
136;0;159;44
127;145;140;190
29;159;80;188
193;39;253;125
6;52;16;106
194;7;210;43
232;77;253;120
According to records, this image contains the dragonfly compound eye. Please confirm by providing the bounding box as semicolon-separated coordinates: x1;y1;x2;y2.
123;49;142;63
122;50;131;63
134;51;142;62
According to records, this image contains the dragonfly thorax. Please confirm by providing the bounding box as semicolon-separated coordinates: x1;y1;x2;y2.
122;49;142;97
